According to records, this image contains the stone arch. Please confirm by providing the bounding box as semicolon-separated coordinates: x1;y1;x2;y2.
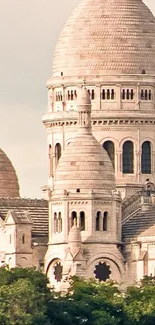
87;252;125;283
119;136;137;149
46;258;63;288
103;140;115;170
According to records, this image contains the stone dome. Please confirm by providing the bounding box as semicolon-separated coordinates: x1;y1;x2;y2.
0;148;19;197
54;131;115;193
53;0;155;76
68;222;81;244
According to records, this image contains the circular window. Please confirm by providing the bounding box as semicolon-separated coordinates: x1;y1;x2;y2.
53;261;63;282
94;261;111;282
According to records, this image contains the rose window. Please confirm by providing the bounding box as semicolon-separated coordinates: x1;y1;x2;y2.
94;261;111;282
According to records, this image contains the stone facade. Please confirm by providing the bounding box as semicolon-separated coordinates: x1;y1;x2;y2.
43;0;155;289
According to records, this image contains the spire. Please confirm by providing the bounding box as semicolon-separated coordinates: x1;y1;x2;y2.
77;86;91;134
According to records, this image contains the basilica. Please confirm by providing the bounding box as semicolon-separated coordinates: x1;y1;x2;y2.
1;0;155;289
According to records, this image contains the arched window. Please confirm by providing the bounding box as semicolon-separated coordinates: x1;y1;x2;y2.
58;212;62;233
141;141;151;174
103;141;115;169
103;212;108;231
55;143;61;166
96;211;101;231
54;213;57;233
102;89;105;100
71;211;77;227
107;89;110;100
123;141;134;174
80;211;85;231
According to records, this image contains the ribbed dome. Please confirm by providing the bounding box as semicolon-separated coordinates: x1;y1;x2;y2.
53;0;155;76
0;148;19;197
54;133;115;192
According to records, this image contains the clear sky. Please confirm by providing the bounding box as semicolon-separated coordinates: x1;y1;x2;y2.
0;0;154;198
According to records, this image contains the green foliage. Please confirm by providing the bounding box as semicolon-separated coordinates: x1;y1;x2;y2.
0;267;51;325
1;269;155;325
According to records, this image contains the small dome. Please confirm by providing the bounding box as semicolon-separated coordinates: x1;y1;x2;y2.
54;133;115;193
53;0;155;76
68;221;81;243
0;148;19;197
79;86;91;106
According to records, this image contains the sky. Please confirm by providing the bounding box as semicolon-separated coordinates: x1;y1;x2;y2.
0;0;154;198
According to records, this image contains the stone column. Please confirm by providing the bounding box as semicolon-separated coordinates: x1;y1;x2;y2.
116;84;121;110
62;86;66;111
95;84;101;110
48;87;54;112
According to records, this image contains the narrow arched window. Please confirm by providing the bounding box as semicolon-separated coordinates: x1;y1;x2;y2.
80;211;85;231
55;143;61;166
92;89;95;100
141;89;144;100
122;89;125;100
141;141;151;174
103;141;115;169
96;211;101;231
123;141;134;174
103;212;108;231
111;89;114;100
127;89;130;100
102;89;105;100
149;90;152;101
71;211;77;227
58;212;62;233
145;89;148;101
107;89;110;100
131;89;134;100
54;213;57;233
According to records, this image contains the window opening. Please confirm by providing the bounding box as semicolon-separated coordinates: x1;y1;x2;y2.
111;89;114;100
103;141;115;169
141;141;151;174
94;262;111;282
127;89;130;100
123;141;134;174
103;212;108;231
145;89;148;101
107;89;110;100
71;211;77;227
131;89;134;100
80;211;85;231
102;89;105;100
55;143;61;166
96;211;101;231
92;89;95;100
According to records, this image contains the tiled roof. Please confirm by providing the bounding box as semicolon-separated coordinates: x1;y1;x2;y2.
0;198;48;237
122;206;155;241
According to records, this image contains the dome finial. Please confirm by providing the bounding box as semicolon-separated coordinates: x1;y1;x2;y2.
77;86;91;133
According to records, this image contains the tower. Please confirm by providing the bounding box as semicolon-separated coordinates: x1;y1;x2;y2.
44;87;124;289
43;0;155;199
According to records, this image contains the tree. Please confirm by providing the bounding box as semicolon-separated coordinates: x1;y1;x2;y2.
0;267;51;325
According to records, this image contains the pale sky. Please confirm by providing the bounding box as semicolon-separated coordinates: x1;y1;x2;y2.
0;0;154;198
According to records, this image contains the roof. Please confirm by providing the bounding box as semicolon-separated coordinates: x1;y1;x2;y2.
53;0;155;76
122;206;155;241
0;198;48;237
0;148;19;197
6;211;32;225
